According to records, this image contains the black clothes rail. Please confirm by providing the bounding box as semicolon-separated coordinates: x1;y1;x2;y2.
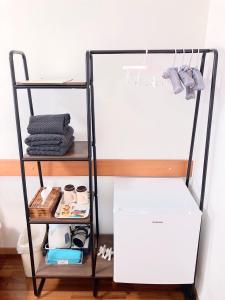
86;48;218;299
90;48;212;54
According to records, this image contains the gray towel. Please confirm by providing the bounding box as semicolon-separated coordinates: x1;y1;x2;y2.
27;114;71;135
25;126;74;147
27;137;74;156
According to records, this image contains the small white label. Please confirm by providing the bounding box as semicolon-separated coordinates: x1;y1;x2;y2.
152;221;164;224
57;260;68;265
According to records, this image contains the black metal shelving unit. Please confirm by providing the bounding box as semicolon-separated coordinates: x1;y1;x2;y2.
9;50;100;297
10;48;218;300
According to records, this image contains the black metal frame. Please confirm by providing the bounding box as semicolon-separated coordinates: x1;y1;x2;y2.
9;50;99;297
9;48;218;299
87;48;218;300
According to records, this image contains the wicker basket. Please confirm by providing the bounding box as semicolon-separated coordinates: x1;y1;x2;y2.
29;187;61;218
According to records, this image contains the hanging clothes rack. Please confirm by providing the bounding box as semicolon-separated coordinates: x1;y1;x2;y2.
87;48;218;299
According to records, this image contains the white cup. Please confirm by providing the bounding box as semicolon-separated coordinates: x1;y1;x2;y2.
76;186;89;205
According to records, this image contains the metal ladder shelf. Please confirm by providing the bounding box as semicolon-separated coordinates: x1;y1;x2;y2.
9;50;99;297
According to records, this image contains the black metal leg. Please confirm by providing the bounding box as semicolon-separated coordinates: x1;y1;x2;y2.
199;50;218;210
186;52;206;187
183;284;196;300
22;52;44;189
37;278;46;296
20;161;39;296
37;161;44;187
93;278;98;297
9;51;44;296
86;53;96;295
191;50;218;299
90;54;99;241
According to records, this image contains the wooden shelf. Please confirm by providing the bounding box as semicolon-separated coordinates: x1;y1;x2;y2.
23;141;88;161
95;235;113;278
36;255;92;278
36;235;113;279
15;80;87;89
29;215;90;224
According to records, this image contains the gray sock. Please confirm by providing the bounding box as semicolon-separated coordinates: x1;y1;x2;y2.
185;69;195;100
192;68;205;90
178;65;195;88
162;67;184;94
185;86;195;100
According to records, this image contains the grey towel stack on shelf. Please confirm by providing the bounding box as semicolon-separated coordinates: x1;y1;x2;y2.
25;114;74;156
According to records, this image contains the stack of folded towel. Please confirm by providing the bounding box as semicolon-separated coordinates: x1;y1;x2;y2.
25;114;74;156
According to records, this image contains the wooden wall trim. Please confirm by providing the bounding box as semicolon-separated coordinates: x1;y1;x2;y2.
0;159;189;177
0;248;17;255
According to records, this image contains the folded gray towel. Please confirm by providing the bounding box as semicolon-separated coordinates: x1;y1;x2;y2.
25;126;74;147
27;137;74;156
27;114;71;135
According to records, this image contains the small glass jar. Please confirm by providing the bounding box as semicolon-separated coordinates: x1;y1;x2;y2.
76;186;89;205
64;184;76;205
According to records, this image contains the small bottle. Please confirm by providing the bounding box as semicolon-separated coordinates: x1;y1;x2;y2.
64;184;76;205
76;186;89;205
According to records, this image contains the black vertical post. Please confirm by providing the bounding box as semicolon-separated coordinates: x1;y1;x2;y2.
22;53;44;188
199;49;218;211
9;51;38;296
191;50;218;300
86;51;96;297
186;52;206;187
90;53;99;242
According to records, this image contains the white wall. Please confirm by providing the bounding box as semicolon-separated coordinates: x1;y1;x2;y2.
0;0;209;246
195;0;225;299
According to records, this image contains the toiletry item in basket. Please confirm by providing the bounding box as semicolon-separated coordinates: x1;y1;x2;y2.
46;249;82;265
76;186;89;205
64;184;76;205
40;186;52;206
72;225;89;248
48;224;71;248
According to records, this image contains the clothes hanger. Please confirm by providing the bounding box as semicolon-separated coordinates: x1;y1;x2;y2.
122;49;148;71
123;49;148;86
195;49;201;68
135;50;148;85
181;49;185;66
172;49;177;67
188;49;194;67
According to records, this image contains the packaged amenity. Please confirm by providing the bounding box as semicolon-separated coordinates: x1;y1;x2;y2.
48;224;71;249
46;249;82;265
42;225;90;256
71;225;90;248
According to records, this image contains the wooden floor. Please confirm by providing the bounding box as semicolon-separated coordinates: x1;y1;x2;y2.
0;255;185;300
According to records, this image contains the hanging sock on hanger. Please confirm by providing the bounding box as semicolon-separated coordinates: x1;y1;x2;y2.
162;67;184;94
192;68;205;90
178;65;195;88
186;85;196;100
191;49;205;91
185;68;195;100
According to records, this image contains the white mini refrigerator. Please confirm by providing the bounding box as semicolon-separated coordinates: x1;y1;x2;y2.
113;177;202;284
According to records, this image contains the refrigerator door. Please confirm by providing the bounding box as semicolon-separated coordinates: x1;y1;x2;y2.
113;177;201;284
